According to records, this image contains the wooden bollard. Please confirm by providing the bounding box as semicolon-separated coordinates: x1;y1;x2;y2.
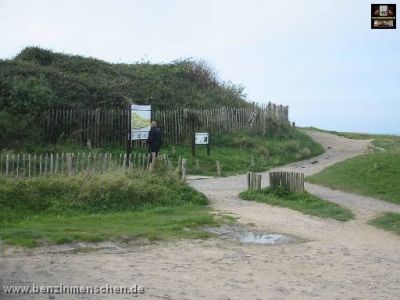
247;172;262;191
181;158;187;182
216;160;221;177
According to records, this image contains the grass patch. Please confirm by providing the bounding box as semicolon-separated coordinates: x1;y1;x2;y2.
0;206;217;247
0;170;219;247
163;129;324;176
239;187;354;221
372;138;400;152
307;152;400;204
369;213;400;236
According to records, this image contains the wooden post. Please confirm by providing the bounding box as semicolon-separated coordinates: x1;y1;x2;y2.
22;154;25;178
256;174;262;191
45;153;49;176
247;172;251;190
126;105;132;167
28;154;31;178
123;153;127;170
16;154;20;177
269;171;304;193
33;154;37;176
181;158;187;182
50;153;54;175
142;153;147;171
216;160;221;177
66;153;73;176
39;154;42;176
192;133;196;156
5;154;9;177
149;152;156;171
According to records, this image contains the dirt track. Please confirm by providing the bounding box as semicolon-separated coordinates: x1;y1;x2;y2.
1;131;400;299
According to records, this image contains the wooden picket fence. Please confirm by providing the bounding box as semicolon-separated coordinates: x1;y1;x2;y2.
247;172;262;191
41;102;289;147
0;152;174;178
269;171;304;193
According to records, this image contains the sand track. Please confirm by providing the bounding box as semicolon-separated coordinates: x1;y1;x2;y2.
1;131;400;299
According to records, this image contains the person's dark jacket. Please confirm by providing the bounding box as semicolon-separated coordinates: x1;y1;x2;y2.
147;127;162;153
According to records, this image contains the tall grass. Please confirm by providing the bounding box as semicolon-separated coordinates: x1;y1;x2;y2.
0;169;207;224
0;168;219;247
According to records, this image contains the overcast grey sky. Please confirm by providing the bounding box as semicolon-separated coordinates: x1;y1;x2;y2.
0;0;399;134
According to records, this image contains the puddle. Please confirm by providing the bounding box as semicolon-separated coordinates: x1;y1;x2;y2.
204;225;295;245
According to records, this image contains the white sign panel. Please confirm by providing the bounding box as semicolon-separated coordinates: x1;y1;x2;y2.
195;132;209;145
131;104;151;140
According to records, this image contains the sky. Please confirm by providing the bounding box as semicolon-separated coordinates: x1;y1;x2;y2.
0;0;399;134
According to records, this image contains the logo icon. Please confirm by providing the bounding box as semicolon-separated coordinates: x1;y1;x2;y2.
371;4;396;29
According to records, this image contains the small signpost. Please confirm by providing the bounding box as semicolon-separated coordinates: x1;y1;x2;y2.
192;132;210;156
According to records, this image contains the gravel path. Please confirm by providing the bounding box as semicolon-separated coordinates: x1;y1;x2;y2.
1;131;400;300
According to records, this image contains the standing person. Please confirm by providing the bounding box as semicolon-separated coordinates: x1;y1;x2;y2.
147;120;162;169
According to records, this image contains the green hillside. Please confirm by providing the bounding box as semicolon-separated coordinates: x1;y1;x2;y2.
0;47;249;148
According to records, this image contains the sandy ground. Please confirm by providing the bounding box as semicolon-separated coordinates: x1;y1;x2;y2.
1;131;400;300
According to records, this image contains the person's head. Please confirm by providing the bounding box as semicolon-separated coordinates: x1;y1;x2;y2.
151;121;157;128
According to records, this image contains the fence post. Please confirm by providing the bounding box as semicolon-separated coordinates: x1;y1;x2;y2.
28;154;31;178
181;158;187;182
256;174;262;191
216;160;221;177
269;171;304;193
5;154;9;177
66;153;73;176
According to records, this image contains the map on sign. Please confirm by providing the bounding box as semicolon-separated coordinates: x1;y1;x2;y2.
131;104;151;140
195;132;209;145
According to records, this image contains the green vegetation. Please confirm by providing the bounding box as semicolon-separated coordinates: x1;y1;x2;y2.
239;187;354;221
304;127;400;151
1;47;249;148
164;130;324;176
307;152;400;204
305;127;400;204
0;170;218;247
303;127;399;141
369;213;400;236
372;138;400;152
